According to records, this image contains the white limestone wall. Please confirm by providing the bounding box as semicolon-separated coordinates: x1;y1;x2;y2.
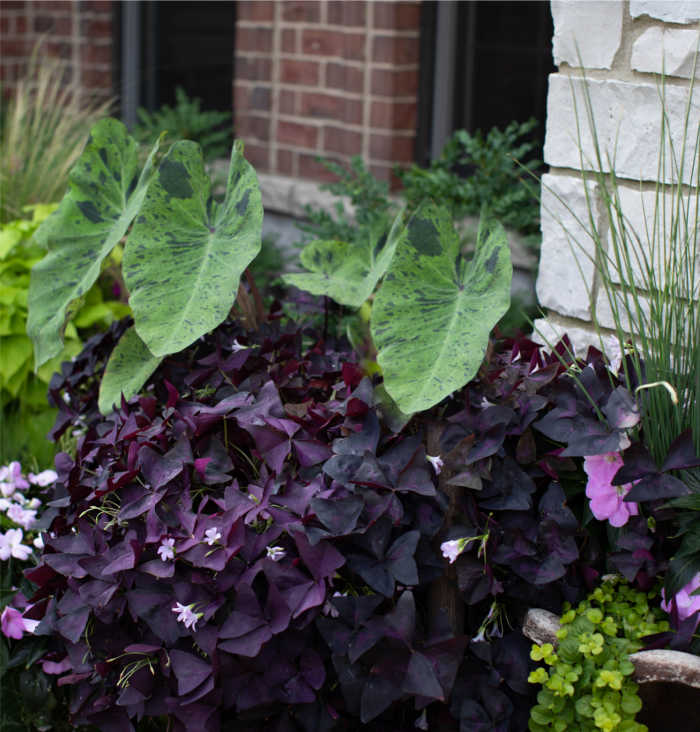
534;0;700;355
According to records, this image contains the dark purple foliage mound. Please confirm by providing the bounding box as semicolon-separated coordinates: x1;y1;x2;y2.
28;319;695;731
26;318;466;731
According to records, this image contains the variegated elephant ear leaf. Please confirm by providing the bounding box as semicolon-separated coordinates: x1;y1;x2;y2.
123;139;263;357
98;326;162;414
371;201;512;414
282;210;406;309
27;118;160;367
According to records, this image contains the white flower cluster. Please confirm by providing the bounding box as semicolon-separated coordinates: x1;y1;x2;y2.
0;461;56;560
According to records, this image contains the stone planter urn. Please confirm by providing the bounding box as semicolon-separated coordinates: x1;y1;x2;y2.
523;608;700;732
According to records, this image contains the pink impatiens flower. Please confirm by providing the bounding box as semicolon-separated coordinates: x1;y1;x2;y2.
584;452;639;528
661;573;700;626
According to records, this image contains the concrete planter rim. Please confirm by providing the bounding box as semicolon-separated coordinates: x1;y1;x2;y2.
522;607;700;689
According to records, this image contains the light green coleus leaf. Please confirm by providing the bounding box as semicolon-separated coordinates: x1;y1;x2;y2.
27;118;160;368
98;326;163;414
124;140;263;357
371;201;512;414
282;211;406;308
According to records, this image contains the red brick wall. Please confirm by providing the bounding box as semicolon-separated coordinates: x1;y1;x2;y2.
234;0;421;186
0;0;113;100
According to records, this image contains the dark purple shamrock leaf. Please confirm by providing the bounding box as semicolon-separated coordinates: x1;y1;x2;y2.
265;580;293;634
273;476;324;518
422;635;468;699
119;490;162;520
625;473;691;501
219;584;273;657
235;380;285;427
322;453;363;487
613;441;658;483
170;649;212;696
348;531;419;597
293;531;345;581
360;676;403;723
384;590;416;644
196;436;234;484
479;457;535;511
662;429;700;472
603;386;640;429
139;436;192;489
403;651;444;700
78;579;118;609
510;554;567;585
332;412;380;456
55;606;91;644
139;559;175;578
310;495;364;537
293;438;332;466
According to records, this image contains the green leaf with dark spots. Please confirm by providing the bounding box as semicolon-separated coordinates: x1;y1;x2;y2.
98;326;162;414
27;118;160;368
282;210;406;308
371;201;511;414
123;140;263;356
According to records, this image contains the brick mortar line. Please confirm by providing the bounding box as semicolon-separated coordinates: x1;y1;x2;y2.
72;2;81;98
276;115;418;135
238;51;419;71
238;20;420;37
361;5;372;161
270;1;282;174
236;79;419;103
238;85;418;104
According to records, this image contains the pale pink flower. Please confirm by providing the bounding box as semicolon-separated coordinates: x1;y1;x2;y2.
0;529;32;561
266;545;286;562
0;462;29;493
231;339;250;353
584;452;639;528
172;601;202;630
1;606;38;639
6;503;37;530
157;537;175;561
426;455;444;475
204;528;221;546
661;573;700;626
440;538;467;563
28;469;57;487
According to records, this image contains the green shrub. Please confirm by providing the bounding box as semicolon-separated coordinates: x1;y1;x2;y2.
399;119;542;237
131;86;233;162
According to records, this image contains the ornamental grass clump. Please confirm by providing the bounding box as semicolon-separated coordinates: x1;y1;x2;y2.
543;67;699;465
0;48;113;223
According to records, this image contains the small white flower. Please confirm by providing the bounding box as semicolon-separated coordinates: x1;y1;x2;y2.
7;504;36;530
0;482;15;498
426;455;444;475
0;529;32;561
204;528;221;546
157;537;176;561
0;498;10;511
171;602;202;630
33;535;44;550
28;469;57;487
440;538;466;564
26;498;41;510
266;545;286;562
232;339;250;353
